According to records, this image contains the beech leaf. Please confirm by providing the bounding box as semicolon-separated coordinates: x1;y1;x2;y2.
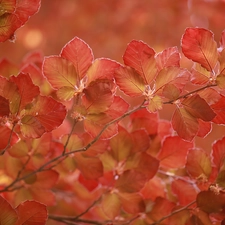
182;94;216;121
158;136;193;169
211;95;225;124
114;65;145;97
0;195;18;225
181;27;218;72
16;200;47;225
0;95;10;117
172;107;199;141
212;136;225;171
61;36;93;79
123;40;157;84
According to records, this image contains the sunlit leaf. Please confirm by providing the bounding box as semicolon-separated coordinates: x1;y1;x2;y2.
83;79;114;114
171;179;197;205
8;140;29;158
197;190;225;213
190;64;211;85
182;94;216;121
212;136;225;171
110;125;133;162
21;96;67;138
172;107;199;141
216;73;225;89
101;193;121;219
158;136;193;169
61;36;93;79
61;134;83;152
181;27;218;72
186;149;212;179
156;46;180;70
114;65;145;97
147;95;163;112
0;195;18;225
16;200;47;225
123;40;157;84
10;73;40;112
0;0;16;16
86;58;120;85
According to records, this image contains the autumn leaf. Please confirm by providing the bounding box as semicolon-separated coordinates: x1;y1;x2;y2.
0;195;18;225
211;95;225;124
172;107;199;141
181;94;216;121
181;27;218;72
156;46;180;70
123;40;158;84
147;95;163;112
15;200;47;225
186;149;212;179
60;36;93;80
0;95;10;117
212;136;225;171
158;136;193;169
114;65;146;97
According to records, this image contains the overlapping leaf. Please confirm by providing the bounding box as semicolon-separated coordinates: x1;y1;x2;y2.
211;95;225;124
158;136;193;168
123;40;158;84
212;136;225;171
181;27;218;72
15;200;47;225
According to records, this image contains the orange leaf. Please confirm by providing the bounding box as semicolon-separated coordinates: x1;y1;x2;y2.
216;73;225;89
172;107;199;141
182;94;216;121
147;95;163;112
16;200;47;225
158;136;193;169
0;0;16;16
86;58;120;85
197;120;211;138
123;40;157;84
171;179;197;205
114;65;145;97
118;192;145;214
197;190;225;213
0;195;18;225
101;193;121;219
61;36;93;80
156;46;180;70
182;27;218;72
212;136;225;171
211;95;225;124
186;149;212;179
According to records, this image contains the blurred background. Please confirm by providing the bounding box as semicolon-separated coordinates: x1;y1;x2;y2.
1;0;225;151
1;0;225;64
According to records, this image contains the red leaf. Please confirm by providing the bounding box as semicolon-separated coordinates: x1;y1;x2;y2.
156;46;180;70
43;56;79;100
181;27;218;72
0;58;18;78
182;94;216;121
0;13;22;42
211;95;225;124
197;120;211;138
190;65;211;85
0;96;10;117
114;66;145;97
78;174;98;191
197;190;225;213
61;36;93;79
186;149;212;179
15;0;41;23
172;107;199;141
76;153;103;179
158;136;193;169
83;80;114;114
0;0;16;16
118;192;145;214
0;195;18;225
171;179;197;205
212;136;225;171
110;125;133;162
10;73;40;112
101;193;121;219
20;96;66;138
123;40;157;84
0;125;19;154
155;67;190;94
16;200;47;225
86;58;120;85
115;170;147;193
